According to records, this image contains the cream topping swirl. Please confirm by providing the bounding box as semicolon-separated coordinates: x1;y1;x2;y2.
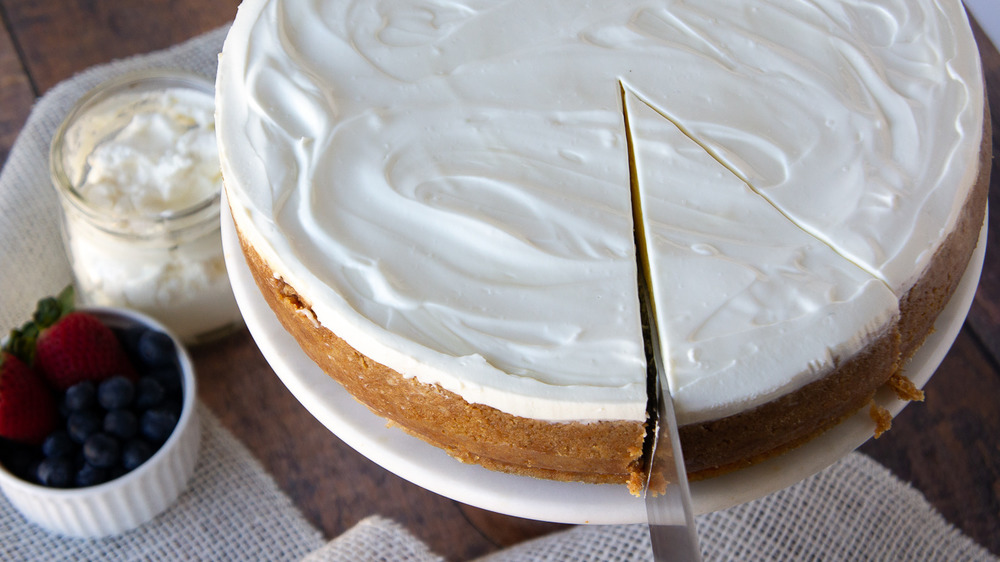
217;0;982;424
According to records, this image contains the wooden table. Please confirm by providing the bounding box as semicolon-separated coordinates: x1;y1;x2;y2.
1;2;997;559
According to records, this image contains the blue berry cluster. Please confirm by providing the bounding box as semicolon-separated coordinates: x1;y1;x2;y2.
1;325;183;488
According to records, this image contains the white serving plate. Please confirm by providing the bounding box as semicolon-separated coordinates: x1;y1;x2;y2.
221;195;985;524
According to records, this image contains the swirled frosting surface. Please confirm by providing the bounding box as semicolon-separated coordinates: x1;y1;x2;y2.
217;0;982;424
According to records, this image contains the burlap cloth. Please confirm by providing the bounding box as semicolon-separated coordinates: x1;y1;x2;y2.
0;25;995;562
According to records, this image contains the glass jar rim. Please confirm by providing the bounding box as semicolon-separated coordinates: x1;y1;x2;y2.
49;68;219;226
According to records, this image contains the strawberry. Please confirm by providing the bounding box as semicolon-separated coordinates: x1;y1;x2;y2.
0;352;58;444
34;312;136;391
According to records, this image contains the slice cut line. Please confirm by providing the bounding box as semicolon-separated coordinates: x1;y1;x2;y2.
619;82;899;427
620;82;892;290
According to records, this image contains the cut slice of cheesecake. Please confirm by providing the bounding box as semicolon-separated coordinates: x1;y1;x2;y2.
622;86;901;472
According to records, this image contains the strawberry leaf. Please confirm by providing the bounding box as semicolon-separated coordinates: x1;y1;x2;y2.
2;285;75;364
33;298;63;328
33;285;75;329
5;324;38;364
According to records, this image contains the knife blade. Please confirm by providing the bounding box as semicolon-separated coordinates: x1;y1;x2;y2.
623;82;701;561
637;274;702;562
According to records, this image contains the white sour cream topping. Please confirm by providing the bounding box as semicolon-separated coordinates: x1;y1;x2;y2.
216;0;982;424
626;91;898;422
67;89;221;215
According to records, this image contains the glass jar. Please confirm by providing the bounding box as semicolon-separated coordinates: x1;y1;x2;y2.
50;69;242;345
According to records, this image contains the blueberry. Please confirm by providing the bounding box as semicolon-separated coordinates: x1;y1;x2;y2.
36;457;75;488
114;325;146;357
104;410;138;440
148;365;182;399
136;330;175;367
67;410;102;444
121;439;155;471
140;408;178;444
64;381;98;412
82;433;120;469
41;430;77;459
22;459;43;484
134;377;166;410
98;376;134;410
75;463;110;487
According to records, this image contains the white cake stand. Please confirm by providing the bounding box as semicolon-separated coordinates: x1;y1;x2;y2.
221;195;986;524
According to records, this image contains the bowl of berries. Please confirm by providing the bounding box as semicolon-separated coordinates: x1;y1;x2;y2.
0;288;200;537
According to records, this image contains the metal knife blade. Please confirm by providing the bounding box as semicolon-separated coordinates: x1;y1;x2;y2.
638;274;702;562
623;82;701;561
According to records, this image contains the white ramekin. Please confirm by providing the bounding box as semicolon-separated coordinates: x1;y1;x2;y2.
0;307;201;538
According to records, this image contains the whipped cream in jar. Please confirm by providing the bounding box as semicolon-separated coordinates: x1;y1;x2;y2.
50;70;242;344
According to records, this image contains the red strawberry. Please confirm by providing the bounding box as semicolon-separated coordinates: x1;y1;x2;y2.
34;312;136;391
0;352;58;444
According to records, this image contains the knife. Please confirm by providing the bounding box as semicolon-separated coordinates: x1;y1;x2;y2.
637;272;703;562
624;84;701;561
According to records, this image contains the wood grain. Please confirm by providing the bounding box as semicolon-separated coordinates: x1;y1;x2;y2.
967;20;1000;366
1;0;238;93
0;2;997;559
0;9;34;164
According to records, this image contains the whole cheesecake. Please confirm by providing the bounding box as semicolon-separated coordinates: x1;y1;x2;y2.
216;0;988;491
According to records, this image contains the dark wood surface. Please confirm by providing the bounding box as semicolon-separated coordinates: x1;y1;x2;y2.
0;2;997;559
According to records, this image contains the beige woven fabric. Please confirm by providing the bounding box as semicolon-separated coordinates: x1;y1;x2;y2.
303;516;445;562
302;449;998;560
472;452;996;561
